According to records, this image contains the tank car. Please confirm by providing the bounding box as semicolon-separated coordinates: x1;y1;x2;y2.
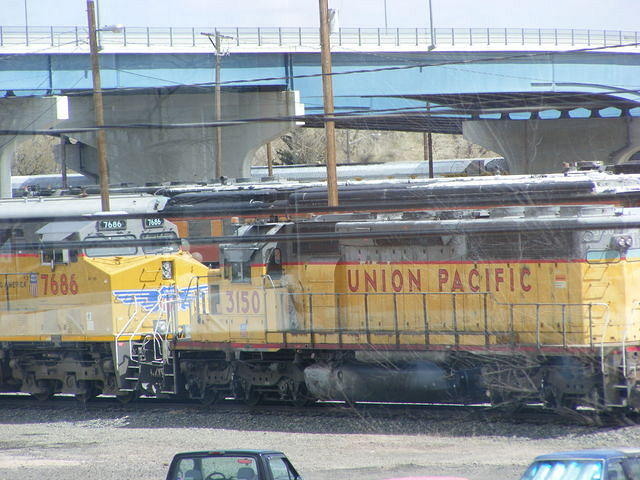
0;215;209;401
176;203;640;412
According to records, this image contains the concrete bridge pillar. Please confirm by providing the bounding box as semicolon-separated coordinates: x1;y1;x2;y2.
0;138;14;197
463;117;640;174
59;87;303;185
0;96;68;197
0;88;302;197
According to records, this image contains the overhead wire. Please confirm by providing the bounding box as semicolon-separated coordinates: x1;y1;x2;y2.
25;39;639;99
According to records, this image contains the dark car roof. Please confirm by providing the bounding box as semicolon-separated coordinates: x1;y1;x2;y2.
173;450;284;457
534;449;640;461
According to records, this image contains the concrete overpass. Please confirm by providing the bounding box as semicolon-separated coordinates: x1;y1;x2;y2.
1;25;640;196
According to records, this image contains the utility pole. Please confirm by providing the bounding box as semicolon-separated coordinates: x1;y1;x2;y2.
423;131;434;178
87;0;110;211
203;30;228;180
424;102;434;178
266;142;274;177
318;0;339;207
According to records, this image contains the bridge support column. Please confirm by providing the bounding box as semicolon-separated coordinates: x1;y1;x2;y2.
463;117;639;174
59;88;303;184
0;138;14;198
0;96;68;197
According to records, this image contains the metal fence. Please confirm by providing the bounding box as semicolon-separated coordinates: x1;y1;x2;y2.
1;26;638;49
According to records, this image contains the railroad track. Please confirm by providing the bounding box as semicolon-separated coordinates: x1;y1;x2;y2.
0;392;632;427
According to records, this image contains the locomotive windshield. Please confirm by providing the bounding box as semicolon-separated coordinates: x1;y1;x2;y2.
140;231;179;254
84;234;137;257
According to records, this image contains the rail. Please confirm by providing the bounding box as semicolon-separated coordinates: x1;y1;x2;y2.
0;26;638;50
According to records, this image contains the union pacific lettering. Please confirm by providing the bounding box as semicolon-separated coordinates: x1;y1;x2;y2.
348;268;422;293
438;266;532;293
346;265;532;293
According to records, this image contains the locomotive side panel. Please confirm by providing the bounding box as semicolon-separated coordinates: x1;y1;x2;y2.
0;254;116;341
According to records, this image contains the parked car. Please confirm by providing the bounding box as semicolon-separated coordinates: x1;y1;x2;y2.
520;449;640;480
383;477;469;480
165;450;303;480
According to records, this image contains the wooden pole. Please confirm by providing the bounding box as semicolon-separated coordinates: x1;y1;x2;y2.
60;136;68;189
266;141;273;177
423;132;434;179
428;131;434;178
214;29;222;180
318;0;339;206
87;0;110;211
424;102;434;178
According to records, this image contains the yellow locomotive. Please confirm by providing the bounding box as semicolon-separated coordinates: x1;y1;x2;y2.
0;215;208;401
4;196;640;413
177;204;640;411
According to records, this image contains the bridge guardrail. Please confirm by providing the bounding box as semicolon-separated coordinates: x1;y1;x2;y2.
0;26;638;50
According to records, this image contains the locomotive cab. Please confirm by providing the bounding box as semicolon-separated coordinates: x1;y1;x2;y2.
219;222;289;285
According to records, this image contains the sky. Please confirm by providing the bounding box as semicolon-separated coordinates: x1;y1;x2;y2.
1;0;640;31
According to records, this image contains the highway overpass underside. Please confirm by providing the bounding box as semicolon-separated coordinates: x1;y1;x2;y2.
2;48;640;182
305;90;640;174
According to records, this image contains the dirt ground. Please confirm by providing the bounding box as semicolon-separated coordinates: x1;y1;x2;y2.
0;400;636;480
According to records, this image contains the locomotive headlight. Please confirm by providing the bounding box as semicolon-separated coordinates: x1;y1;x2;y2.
612;235;633;250
161;260;174;280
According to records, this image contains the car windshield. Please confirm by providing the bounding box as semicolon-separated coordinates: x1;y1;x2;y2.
520;460;604;480
170;455;259;480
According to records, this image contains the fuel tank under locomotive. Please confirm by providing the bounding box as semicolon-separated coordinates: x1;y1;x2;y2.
304;361;485;403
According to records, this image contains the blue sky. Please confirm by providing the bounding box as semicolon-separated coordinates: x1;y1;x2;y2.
2;0;640;30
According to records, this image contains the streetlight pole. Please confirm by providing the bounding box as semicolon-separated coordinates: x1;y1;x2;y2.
87;0;110;211
23;0;28;46
383;0;388;29
319;0;339;207
428;0;435;47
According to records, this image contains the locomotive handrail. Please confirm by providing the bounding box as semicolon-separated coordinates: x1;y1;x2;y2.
114;296;141;370
279;291;611;350
190;274;224;318
114;288;170;367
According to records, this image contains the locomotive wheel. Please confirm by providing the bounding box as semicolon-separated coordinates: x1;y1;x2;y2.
290;383;311;407
32;380;55;402
116;391;137;404
75;381;98;404
200;388;220;407
244;387;262;406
